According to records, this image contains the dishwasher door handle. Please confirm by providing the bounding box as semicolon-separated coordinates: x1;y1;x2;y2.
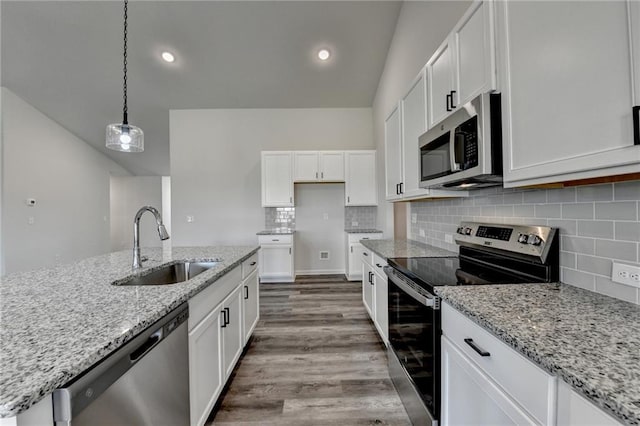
129;329;162;363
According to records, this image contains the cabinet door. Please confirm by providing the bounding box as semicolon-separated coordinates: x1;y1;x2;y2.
319;151;345;181
401;72;430;199
362;262;375;320
454;0;496;106
262;152;293;206
427;39;455;128
441;337;537;426
347;242;364;280
242;268;259;345
293;151;319;182
222;285;244;380
556;380;621;426
345;151;377;206
259;246;293;279
189;304;224;426
384;106;403;201
498;1;640;186
373;270;388;344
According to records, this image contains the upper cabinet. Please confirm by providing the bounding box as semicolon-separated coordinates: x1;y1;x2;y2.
427;1;496;129
384;106;403;201
261;152;294;207
293;151;345;182
345;151;378;206
497;0;640;186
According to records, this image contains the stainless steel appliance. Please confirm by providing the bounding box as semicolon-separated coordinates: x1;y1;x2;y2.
384;222;559;426
53;304;189;426
419;93;502;190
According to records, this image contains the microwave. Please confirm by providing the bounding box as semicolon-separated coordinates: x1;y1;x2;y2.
419;93;503;190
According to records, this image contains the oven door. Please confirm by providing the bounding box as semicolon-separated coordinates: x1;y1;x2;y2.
386;267;440;424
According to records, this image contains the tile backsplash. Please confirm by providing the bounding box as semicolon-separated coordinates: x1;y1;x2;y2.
409;181;640;304
265;207;296;229
345;206;377;230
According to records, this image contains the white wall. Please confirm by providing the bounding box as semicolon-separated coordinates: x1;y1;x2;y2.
372;1;471;235
170;108;373;247
294;183;345;275
1;88;130;274
110;176;164;251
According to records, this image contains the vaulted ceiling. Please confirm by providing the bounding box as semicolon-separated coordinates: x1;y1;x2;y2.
2;1;402;175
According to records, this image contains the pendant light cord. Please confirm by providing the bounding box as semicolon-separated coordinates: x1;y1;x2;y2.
122;0;129;124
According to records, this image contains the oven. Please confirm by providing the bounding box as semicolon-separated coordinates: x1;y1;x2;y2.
385;266;441;426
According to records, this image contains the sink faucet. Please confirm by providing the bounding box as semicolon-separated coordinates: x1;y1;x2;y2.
132;206;170;269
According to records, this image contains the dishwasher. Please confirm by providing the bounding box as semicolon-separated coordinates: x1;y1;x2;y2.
53;303;190;425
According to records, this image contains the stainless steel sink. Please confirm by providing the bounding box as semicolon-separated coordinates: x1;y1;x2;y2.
114;261;219;286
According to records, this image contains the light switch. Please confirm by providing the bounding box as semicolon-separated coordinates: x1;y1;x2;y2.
323;213;329;220
411;213;417;224
186;215;195;223
28;217;35;225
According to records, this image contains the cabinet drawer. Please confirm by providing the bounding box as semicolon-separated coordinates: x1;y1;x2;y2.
258;235;293;245
242;253;258;279
347;233;382;244
372;253;387;274
189;266;242;331
441;302;556;424
360;247;373;266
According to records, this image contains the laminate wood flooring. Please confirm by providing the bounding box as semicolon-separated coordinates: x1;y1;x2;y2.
208;275;411;426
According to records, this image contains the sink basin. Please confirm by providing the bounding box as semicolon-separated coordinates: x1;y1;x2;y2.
114;261;219;286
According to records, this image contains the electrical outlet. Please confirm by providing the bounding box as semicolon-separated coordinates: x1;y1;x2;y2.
445;233;453;244
419;228;425;237
611;262;640;288
186;215;195;223
351;221;358;227
28;216;35;225
411;213;417;224
323;213;329;220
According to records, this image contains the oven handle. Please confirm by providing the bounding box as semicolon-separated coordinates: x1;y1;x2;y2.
384;266;437;308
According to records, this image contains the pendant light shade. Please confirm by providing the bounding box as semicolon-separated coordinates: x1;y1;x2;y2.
106;0;144;152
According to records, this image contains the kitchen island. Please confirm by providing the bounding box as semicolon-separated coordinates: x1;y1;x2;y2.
0;245;259;419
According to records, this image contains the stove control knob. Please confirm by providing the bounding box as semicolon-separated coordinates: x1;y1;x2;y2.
517;234;528;244
456;227;464;235
464;227;473;236
527;234;542;246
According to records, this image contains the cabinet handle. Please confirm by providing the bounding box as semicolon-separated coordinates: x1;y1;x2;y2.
289;247;292;255
224;307;230;326
316;172;319;179
289;197;292;203
446;93;452;112
244;285;249;300
464;338;490;357
395;183;400;195
347;196;350;203
350;246;353;253
272;239;280;242
450;90;457;109
221;309;227;328
399;182;403;194
363;252;368;256
376;263;382;268
321;172;324;179
250;261;257;266
633;106;639;146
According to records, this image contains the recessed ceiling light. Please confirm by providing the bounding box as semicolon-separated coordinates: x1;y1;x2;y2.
317;49;331;61
161;51;175;63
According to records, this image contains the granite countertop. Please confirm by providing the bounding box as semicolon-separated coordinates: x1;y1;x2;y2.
360;239;457;259
0;245;259;418
436;283;640;425
344;228;383;234
256;229;295;235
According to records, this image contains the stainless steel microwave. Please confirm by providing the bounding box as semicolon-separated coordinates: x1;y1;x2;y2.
419;93;503;190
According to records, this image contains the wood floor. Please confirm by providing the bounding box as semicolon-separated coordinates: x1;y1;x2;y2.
208;275;411;426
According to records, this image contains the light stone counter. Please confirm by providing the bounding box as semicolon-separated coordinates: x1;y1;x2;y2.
0;246;258;418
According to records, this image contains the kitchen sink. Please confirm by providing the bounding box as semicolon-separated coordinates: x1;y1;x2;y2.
114;261;220;286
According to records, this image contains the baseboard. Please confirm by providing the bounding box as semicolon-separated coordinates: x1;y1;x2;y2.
294;269;345;276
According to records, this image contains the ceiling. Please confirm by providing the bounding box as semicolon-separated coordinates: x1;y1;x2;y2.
1;1;402;175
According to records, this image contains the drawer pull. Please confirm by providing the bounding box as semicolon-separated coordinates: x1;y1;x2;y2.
250;261;257;266
464;338;490;357
376;263;382;268
363;252;368;256
272;239;280;242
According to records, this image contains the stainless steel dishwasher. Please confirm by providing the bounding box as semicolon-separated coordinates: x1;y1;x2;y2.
53;303;190;425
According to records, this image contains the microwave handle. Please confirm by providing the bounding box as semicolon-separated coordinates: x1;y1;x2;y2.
450;131;461;172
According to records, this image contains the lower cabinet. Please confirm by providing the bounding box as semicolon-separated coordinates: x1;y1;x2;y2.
188;256;260;426
258;235;294;282
362;259;375;319
556;381;621;426
361;248;388;345
345;232;382;281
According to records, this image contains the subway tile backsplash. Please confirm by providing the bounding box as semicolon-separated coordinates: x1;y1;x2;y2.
409;181;640;304
265;207;295;229
345;206;377;230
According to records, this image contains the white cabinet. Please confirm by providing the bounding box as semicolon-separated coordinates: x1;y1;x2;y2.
361;247;375;319
242;268;259;345
371;254;388;345
556;381;621;426
221;285;243;380
384;106;403;201
188;302;224;426
441;302;557;425
258;234;294;282
345;151;377;206
427;0;496;128
345;233;382;281
293;151;345;182
497;0;640;186
261;152;293;207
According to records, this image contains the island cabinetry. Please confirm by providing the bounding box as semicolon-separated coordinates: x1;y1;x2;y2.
241;254;259;345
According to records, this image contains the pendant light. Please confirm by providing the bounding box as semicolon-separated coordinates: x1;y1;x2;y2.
106;0;143;152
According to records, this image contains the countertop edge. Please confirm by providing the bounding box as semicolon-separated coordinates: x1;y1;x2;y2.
436;289;637;425
0;246;260;419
